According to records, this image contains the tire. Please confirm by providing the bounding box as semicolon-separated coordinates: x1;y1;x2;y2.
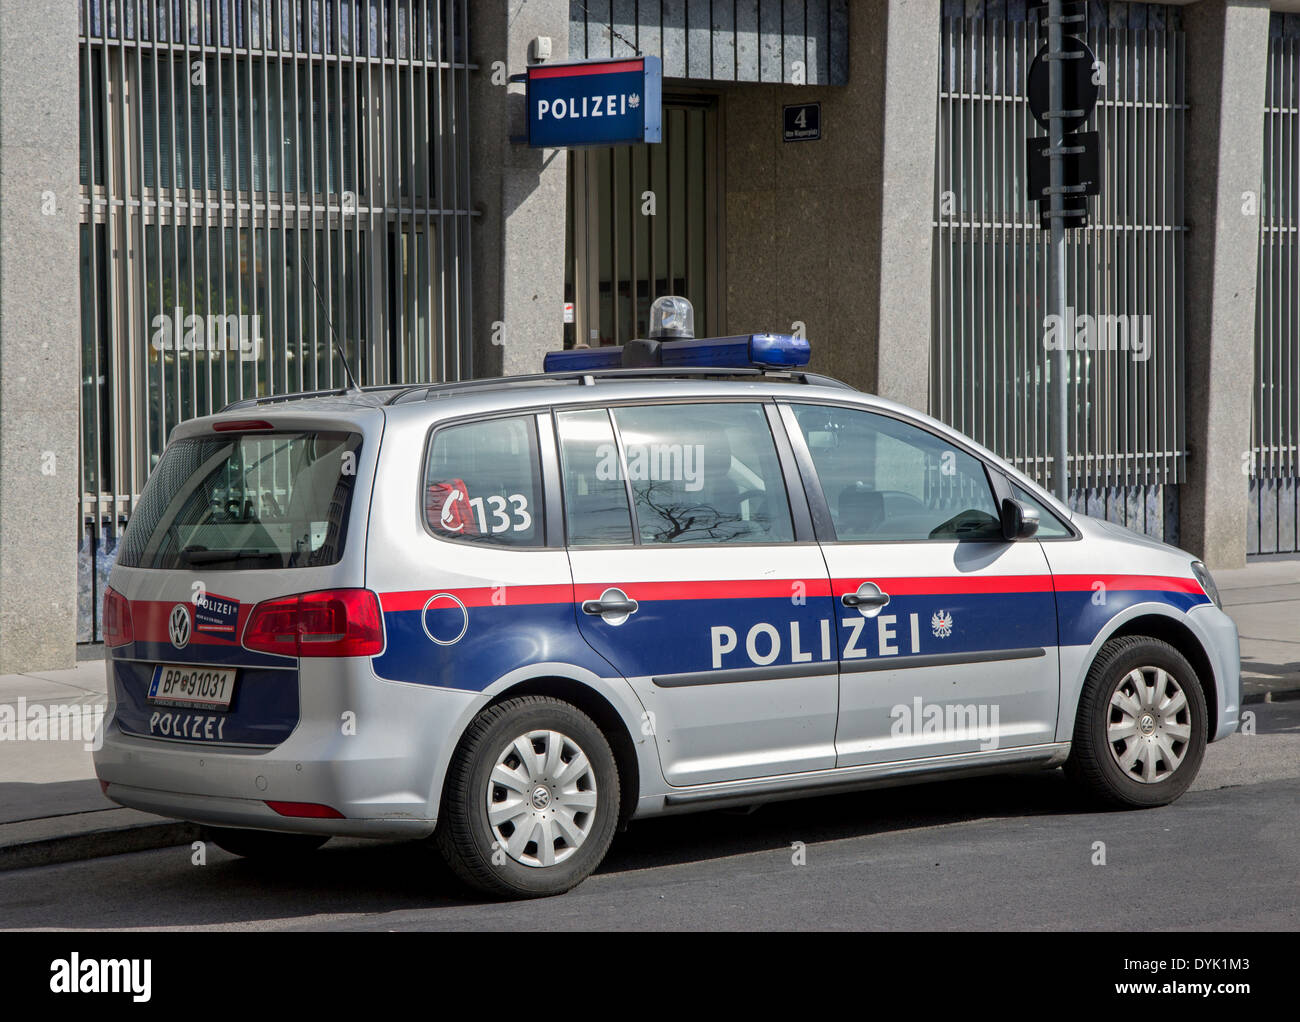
203;826;330;859
1064;635;1208;808
434;695;620;899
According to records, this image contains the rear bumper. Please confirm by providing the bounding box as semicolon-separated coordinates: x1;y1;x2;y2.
94;656;486;838
102;781;437;839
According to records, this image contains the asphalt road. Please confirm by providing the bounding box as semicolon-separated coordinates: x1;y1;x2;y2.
3;701;1297;932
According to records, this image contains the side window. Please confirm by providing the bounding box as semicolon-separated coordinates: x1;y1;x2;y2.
424;416;543;546
792;404;1003;542
1011;482;1073;538
555;408;635;547
609;403;795;545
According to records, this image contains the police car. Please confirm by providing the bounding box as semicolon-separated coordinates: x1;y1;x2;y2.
94;297;1241;899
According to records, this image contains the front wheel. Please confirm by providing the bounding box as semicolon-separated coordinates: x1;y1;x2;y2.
434;695;620;899
1065;635;1207;808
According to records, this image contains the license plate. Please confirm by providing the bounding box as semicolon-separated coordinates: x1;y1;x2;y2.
147;664;237;710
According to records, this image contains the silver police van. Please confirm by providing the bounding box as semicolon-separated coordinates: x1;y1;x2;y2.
94;298;1241;898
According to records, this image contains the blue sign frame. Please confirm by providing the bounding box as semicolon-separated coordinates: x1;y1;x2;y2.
525;56;662;149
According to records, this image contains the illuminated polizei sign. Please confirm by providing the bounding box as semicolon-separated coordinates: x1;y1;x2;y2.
525;56;662;149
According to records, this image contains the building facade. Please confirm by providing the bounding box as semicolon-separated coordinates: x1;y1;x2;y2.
0;0;1294;670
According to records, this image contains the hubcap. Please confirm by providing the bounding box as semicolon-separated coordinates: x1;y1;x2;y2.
1106;666;1192;784
486;729;598;868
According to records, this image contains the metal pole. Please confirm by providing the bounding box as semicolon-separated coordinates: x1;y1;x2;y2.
1047;0;1070;501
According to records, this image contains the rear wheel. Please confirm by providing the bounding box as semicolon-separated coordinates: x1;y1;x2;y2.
204;826;329;859
1065;635;1207;808
434;695;619;899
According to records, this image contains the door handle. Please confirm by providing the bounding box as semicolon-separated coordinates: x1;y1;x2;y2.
582;587;639;623
841;592;889;607
841;582;890;616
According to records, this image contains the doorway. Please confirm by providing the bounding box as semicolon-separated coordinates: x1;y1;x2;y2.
564;95;723;348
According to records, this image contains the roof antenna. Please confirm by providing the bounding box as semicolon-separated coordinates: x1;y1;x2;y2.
294;248;363;394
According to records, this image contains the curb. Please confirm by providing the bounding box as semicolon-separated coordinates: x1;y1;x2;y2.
0;809;200;873
1243;687;1300;706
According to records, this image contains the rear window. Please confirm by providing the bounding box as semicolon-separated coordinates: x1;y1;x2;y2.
117;430;363;570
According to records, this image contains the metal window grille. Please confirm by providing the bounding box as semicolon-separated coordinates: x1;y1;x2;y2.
77;0;474;639
932;1;1186;538
565;98;721;349
568;0;848;86
1249;13;1300;555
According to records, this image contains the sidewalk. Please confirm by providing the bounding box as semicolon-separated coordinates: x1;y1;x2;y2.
0;661;198;870
1;558;1297;871
1208;555;1300;704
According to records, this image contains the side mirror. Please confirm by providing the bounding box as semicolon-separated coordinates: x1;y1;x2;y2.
1000;498;1040;541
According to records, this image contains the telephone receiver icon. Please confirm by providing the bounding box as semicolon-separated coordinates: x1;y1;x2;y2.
440;489;465;532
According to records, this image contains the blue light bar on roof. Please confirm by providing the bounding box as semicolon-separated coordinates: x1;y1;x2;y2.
542;346;623;373
542;333;810;374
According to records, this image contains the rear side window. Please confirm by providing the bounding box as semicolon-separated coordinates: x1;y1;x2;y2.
555;408;636;547
616;403;795;545
556;402;795;547
424;416;543;546
117;431;363;570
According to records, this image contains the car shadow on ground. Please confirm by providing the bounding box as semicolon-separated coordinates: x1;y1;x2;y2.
601;768;1088;875
1;766;1127;929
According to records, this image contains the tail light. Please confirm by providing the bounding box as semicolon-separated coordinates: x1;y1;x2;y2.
243;589;383;658
103;586;135;648
266;800;345;819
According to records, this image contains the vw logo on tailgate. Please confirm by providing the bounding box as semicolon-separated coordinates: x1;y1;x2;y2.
168;603;192;649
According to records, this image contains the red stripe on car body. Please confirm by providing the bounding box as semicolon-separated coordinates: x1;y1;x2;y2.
374;574;1203;615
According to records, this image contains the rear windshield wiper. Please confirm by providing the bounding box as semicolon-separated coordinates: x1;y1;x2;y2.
179;546;282;566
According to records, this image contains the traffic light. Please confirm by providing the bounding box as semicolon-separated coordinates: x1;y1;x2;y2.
1024;12;1102;229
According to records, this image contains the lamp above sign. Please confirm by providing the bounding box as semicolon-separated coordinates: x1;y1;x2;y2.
525;56;662;149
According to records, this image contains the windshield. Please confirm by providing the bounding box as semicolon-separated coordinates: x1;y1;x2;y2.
116;430;363;570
